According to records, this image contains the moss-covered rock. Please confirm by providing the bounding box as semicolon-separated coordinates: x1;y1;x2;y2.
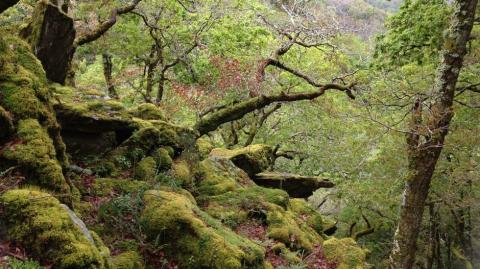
0;189;109;269
141;190;265;269
128;103;167;121
111;251;145;269
134;157;157;181
152;147;173;170
323;237;368;269
209;144;275;177
170;160;194;186
0;32;73;201
1;119;71;196
100;127;179;176
84;178;151;196
195;137;215;159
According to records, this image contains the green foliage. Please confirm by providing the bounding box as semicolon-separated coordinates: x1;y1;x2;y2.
374;0;451;66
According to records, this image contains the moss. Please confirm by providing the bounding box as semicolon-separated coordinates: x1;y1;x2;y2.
141;190;265;269
265;203;322;251
152;147;173;170
0;33;73;201
87;178;151;196
289;199;325;234
1;119;71;196
323;238;368;269
196;137;214;159
107;126;180;172
196;158;250;196
170;160;193;186
134;157;157;181
0;189;109;269
210;144;274;177
128;103;167;121
111;251;145;269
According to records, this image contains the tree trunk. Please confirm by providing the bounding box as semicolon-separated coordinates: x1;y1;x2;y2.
156;72;166;103
102;53;118;99
389;1;478;268
20;1;76;84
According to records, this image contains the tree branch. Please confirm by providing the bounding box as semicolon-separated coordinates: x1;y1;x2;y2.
195;83;355;135
74;0;142;47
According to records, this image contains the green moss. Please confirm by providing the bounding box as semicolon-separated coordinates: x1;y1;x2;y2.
170;160;193;186
111;251;145;269
134;157;157;181
0;33;73;201
265;203;322;251
2;119;71;196
152;147;173;170
0;189;109;269
87;178;151;196
196;158;250;196
323;238;368;269
196;137;214;159
128;103;167;121
106;126;180;173
289;199;325;234
141;190;265;269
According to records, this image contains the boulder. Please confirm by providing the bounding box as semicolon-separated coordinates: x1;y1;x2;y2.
209;144;275;177
253;172;334;198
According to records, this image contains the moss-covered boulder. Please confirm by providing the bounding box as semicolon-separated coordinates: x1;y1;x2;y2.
128;103;167;121
323;237;368;269
0;33;73;202
0;189;109;268
134;157;157;181
195;137;215;159
99;126;180;176
196;156;325;252
152;147;173;170
209;144;275;177
111;251;145;269
141;190;265;269
1;119;71;195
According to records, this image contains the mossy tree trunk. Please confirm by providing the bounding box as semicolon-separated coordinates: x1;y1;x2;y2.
20;1;76;84
195;84;355;136
389;0;478;268
20;0;142;85
102;52;118;99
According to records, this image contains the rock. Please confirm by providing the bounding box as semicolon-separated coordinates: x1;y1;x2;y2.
253;172;335;198
141;190;265;269
209;144;275;177
60;204;95;244
0;189;110;268
322;238;368;269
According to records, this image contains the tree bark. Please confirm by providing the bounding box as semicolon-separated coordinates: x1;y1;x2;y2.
156;72;166;103
102;53;118;99
20;1;76;84
195;83;354;135
389;1;478;268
